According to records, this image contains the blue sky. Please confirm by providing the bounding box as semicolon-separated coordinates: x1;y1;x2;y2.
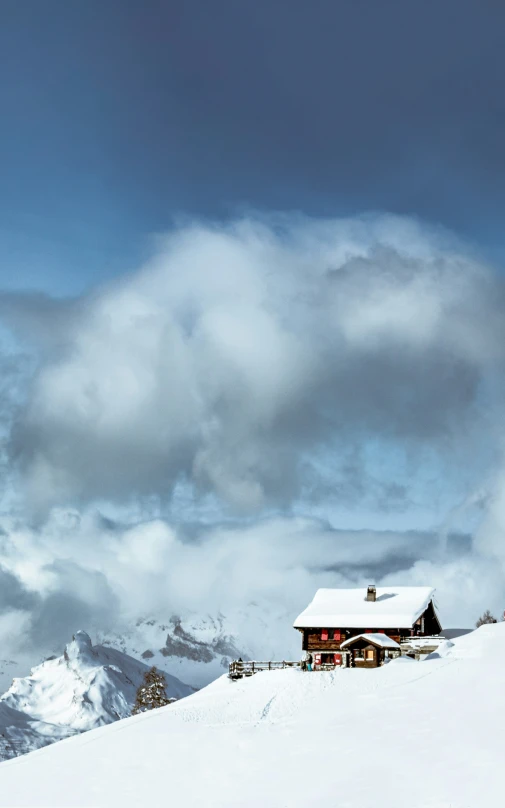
2;1;505;294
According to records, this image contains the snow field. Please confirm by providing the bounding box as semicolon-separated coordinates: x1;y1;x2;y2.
0;623;503;807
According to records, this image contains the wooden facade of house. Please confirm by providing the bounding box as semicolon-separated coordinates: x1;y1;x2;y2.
294;585;442;669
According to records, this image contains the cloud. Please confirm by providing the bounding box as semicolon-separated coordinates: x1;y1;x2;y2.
27;559;119;650
0;565;37;612
0;505;499;671
3;214;505;515
0;214;504;670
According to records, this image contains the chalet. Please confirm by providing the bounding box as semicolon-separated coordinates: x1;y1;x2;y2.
293;584;442;669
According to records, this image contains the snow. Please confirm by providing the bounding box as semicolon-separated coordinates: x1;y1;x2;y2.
294;585;436;628
0;622;503;807
340;632;400;649
0;631;193;759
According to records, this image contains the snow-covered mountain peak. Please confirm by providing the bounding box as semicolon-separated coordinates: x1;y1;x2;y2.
63;630;95;667
0;631;193;760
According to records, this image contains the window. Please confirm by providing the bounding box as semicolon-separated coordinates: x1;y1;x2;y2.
321;629;328;641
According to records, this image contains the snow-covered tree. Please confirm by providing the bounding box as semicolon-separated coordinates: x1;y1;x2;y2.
132;667;174;715
476;610;497;627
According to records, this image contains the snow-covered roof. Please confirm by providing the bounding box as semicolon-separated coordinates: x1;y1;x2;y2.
340;633;401;650
293;587;435;629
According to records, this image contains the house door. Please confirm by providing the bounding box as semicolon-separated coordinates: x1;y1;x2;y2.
365;648;376;666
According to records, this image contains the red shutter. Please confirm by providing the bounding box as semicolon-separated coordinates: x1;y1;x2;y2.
365;629;372;633
315;654;322;665
333;630;341;641
321;629;328;641
379;630;385;634
334;653;342;666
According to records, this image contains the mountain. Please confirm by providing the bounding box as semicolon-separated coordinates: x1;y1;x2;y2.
0;603;295;704
98;605;298;689
0;622;503;807
0;700;76;760
99;614;246;689
0;630;193;761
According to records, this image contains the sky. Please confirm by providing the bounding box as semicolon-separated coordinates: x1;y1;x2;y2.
2;1;505;293
1;1;505;667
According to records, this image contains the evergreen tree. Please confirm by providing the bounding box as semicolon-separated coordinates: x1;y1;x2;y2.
476;609;497;628
132;667;173;715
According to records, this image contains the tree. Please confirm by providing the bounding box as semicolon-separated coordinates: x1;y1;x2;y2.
476;610;497;628
132;666;173;715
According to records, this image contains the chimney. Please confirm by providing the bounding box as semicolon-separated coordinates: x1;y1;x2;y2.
366;585;376;602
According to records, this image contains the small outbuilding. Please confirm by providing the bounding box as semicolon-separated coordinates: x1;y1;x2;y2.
340;632;401;667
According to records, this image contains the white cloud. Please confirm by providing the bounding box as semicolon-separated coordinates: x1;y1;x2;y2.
0;506;501;667
5;214;504;515
0;214;504;667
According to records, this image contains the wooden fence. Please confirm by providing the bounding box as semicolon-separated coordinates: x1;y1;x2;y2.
228;660;302;679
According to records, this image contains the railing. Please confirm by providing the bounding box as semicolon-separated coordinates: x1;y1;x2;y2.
229;660;302;679
401;635;445;645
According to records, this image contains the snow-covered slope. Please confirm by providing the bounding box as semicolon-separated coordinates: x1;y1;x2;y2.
0;631;193;760
0;623;502;807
